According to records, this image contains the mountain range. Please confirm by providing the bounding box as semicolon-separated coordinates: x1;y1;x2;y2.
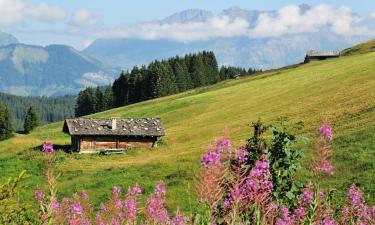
83;5;374;70
0;33;116;96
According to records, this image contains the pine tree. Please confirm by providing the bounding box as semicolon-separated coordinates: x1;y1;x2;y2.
23;106;39;134
112;71;129;107
169;57;191;92
94;87;104;112
0;102;12;140
189;54;206;87
103;86;114;110
75;87;95;117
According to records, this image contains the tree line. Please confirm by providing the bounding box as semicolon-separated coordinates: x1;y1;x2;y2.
75;51;261;117
0;92;75;132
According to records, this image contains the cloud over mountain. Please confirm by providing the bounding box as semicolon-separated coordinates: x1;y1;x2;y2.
94;4;375;42
99;16;249;41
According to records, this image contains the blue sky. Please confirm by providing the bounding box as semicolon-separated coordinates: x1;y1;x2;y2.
1;0;375;49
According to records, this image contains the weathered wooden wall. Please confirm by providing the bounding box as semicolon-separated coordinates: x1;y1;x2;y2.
75;136;157;153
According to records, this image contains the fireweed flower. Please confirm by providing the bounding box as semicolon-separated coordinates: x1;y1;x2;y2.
245;155;273;194
301;191;314;205
68;203;83;216
131;184;142;196
276;207;293;225
294;207;306;219
322;219;337;225
34;190;45;202
348;184;363;207
155;183;166;197
42;140;54;153
112;186;121;195
201;150;221;168
81;191;89;200
319;123;333;142
51;201;61;212
146;183;169;224
223;198;232;209
171;211;186;225
99;203;108;212
233;147;248;164
216;138;231;151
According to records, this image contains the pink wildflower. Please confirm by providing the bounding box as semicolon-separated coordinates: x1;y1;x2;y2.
155;182;166;196
233;147;248;164
348;184;363;207
301;191;314;205
68;203;83;216
112;186;121;195
294;207;306;219
81;191;89;200
171;212;186;225
322;219;337;225
201;150;221;168
42;140;54;153
51;201;60;212
276;207;293;225
34;190;45;202
319;123;333;142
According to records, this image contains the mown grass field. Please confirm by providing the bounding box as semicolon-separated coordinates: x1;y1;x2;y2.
0;50;374;213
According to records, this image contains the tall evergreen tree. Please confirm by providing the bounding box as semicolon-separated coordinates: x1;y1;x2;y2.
103;86;114;110
169;57;191;92
75;87;95;117
23;106;39;134
94;87;104;112
112;71;129;107
148;61;178;98
0;102;12;140
189;54;206;87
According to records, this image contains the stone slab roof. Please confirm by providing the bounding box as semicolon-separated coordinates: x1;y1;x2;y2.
63;118;165;137
307;50;340;57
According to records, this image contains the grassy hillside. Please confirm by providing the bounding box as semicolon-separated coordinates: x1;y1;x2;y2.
0;51;374;213
341;38;375;56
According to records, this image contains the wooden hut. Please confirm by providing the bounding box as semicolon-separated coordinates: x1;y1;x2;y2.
306;50;340;61
63;118;165;153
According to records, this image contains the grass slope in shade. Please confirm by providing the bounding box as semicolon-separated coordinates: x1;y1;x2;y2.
0;52;374;212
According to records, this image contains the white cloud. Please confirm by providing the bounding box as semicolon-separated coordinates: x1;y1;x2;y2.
71;9;97;27
99;15;249;41
0;0;24;26
371;10;375;19
26;3;66;22
92;4;374;42
250;4;373;37
0;0;66;27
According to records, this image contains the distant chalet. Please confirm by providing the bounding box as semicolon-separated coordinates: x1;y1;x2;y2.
306;50;340;61
63;118;165;153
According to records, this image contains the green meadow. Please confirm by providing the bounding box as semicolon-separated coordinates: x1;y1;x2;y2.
0;49;374;213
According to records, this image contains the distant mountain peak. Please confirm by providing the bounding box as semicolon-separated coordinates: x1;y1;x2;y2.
162;9;213;23
0;32;19;46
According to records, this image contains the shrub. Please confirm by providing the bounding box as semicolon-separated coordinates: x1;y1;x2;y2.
0;170;36;224
245;118;305;206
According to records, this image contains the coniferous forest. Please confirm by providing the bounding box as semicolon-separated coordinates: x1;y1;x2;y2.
0;93;75;131
75;51;260;117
